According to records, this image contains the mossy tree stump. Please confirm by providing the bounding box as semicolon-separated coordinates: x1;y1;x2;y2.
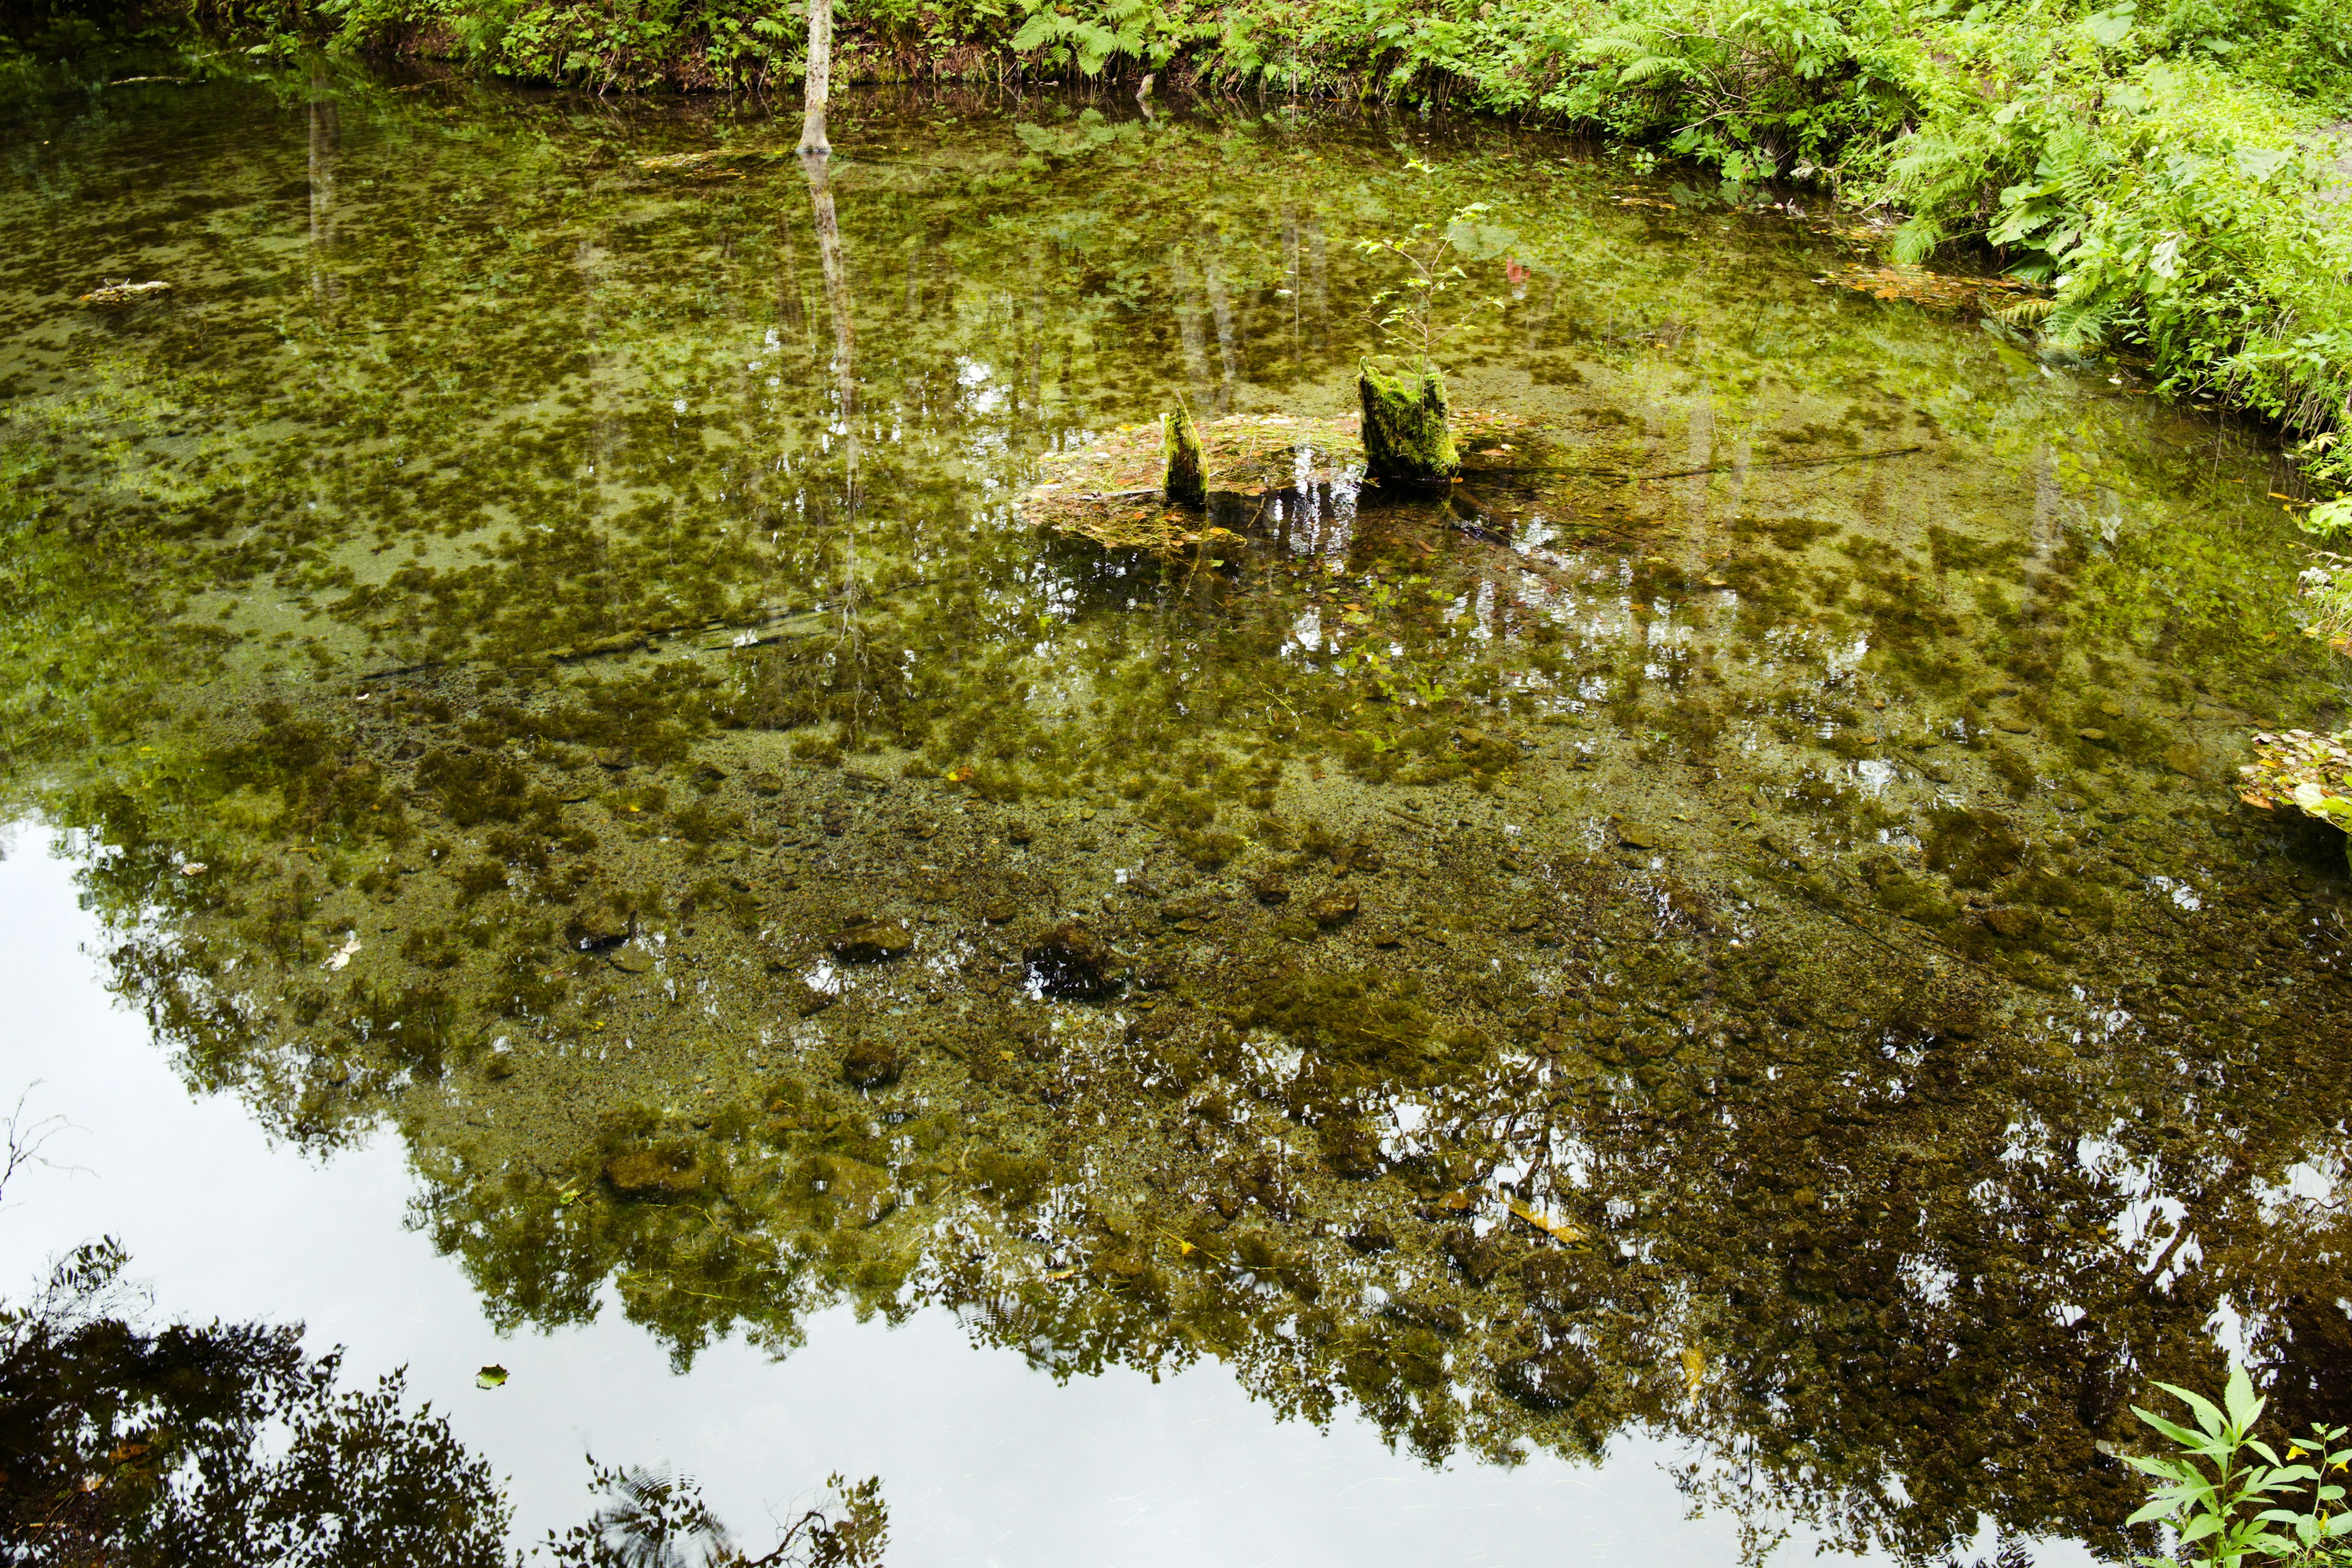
1164;401;1205;507
1358;360;1459;484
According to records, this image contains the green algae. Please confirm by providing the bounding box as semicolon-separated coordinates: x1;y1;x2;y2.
3;74;2352;1566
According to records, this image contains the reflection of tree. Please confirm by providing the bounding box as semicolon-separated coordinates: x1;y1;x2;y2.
546;1463;886;1568
0;1242;891;1567
0;1242;510;1566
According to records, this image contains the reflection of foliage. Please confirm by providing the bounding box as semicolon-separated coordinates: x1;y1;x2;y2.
0;1241;511;1567
0;1240;890;1567
546;1463;888;1568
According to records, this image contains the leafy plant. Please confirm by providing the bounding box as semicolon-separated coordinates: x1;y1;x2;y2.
2124;1367;2352;1566
1352;197;1507;375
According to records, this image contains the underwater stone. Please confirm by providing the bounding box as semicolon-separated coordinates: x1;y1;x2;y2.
1308;889;1359;927
1357;360;1459;484
609;944;655;974
832;920;913;963
840;1035;903;1088
603;1148;705;1200
1252;872;1290;905
1025;921;1113;998
1163;402;1205;507
810;1153;895;1228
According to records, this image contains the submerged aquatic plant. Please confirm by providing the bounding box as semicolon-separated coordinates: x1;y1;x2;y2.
2124;1368;2352;1566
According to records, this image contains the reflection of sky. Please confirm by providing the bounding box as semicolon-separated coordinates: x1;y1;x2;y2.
0;831;2094;1568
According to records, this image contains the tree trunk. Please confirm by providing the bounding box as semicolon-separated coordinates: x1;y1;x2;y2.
1357;359;1458;484
799;0;832;156
1163;401;1205;507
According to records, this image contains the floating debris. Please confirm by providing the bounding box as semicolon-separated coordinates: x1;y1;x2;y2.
78;280;172;307
474;1364;508;1389
633;148;783;173
320;931;361;971
2241;729;2352;859
1815;264;2044;314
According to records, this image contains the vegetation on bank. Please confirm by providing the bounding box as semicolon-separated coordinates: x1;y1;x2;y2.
2126;1369;2352;1566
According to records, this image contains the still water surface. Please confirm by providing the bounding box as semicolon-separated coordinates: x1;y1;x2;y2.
2;64;2348;1563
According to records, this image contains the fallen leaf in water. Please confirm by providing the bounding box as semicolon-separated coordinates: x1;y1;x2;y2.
1506;1197;1588;1244
475;1365;508;1389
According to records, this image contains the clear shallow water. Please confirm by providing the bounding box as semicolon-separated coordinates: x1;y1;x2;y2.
1;62;2349;1564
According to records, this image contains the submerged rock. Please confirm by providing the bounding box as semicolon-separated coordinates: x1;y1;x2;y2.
832;919;913;963
840;1035;903;1088
1308;889;1359;927
1025;921;1114;998
603;1148;706;1200
809;1153;895;1228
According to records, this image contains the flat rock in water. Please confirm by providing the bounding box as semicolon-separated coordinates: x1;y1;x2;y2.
810;1153;895;1228
609;944;655;973
1016;409;1575;558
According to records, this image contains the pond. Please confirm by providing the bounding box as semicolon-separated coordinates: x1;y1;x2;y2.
1;64;2347;1564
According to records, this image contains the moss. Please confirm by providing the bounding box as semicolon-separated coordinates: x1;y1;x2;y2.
1357;360;1458;484
1163;402;1205;508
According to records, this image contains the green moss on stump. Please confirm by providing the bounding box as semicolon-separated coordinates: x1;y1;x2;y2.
1164;401;1206;507
1358;360;1458;484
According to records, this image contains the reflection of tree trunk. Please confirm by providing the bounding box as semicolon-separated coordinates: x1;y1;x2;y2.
1281;210;1301;371
1202;251;1238;413
306;67;338;307
804;142;865;732
799;0;832;156
1306;221;1327;350
1170;248;1213;410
